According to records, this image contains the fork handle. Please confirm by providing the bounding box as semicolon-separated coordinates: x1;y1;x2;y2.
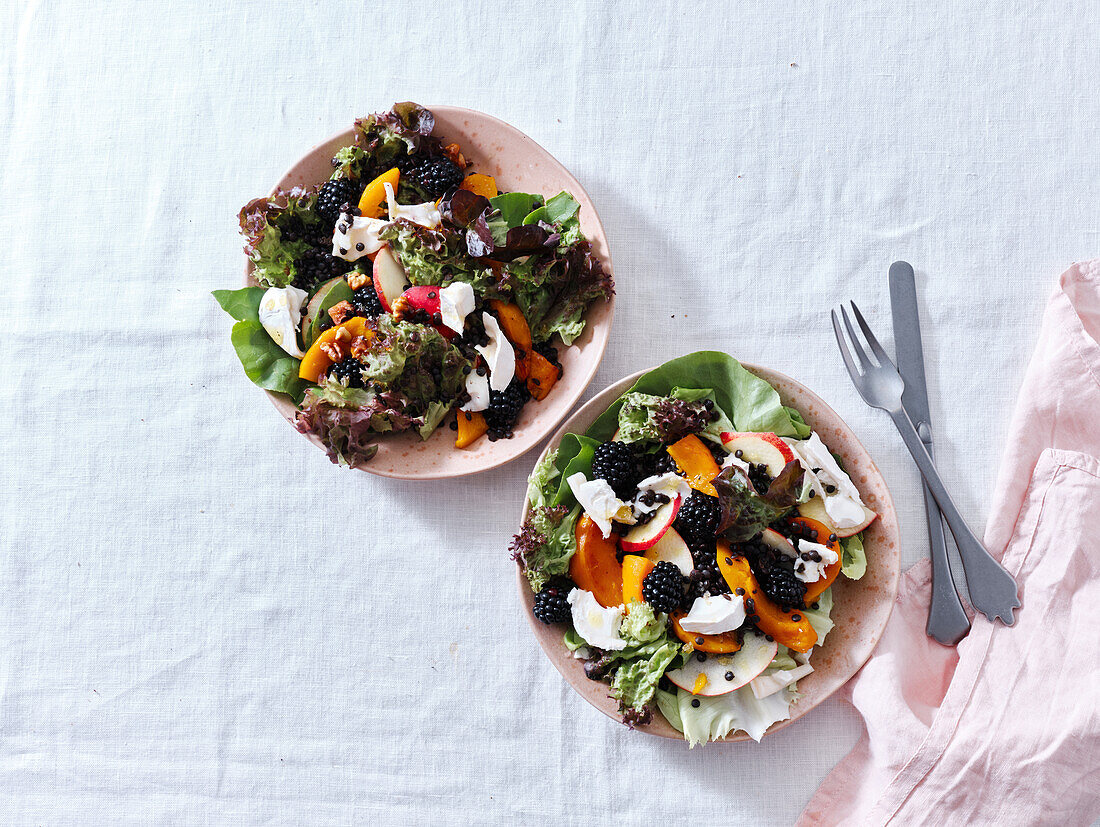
920;462;971;645
886;406;1020;625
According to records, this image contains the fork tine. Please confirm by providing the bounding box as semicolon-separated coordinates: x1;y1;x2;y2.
831;309;862;379
840;306;873;369
849;302;892;366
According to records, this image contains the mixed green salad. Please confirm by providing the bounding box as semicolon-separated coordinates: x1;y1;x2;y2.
512;352;876;745
214;102;613;466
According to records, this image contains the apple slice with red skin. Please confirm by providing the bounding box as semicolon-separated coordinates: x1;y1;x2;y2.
398;285;456;339
643;526;693;576
760;527;797;557
721;432;795;477
372;245;408;313
401;286;440;314
666;630;778;696
619;496;682;552
797;495;877;538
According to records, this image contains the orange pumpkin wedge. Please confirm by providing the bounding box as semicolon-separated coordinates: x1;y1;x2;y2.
716;542;817;653
525;351;560;401
667;434;721;496
460;173;498;199
358;167;400;218
621;555;655;604
568;515;623;608
455;410;488;449
489;301;533;352
298;317;371;383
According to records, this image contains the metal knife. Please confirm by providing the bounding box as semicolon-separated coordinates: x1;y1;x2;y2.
888;261;971;645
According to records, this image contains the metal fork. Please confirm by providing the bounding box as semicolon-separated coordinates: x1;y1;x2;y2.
832;302;1020;625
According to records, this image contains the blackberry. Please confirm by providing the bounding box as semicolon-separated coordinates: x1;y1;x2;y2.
351;281;384;317
405;156;464;197
485;376;529;439
642;561;686;613
533;584;571;624
326;357;364;388
590;441;637;498
316;178;357;226
293;247;351;292
761;564;806;609
675;490;721;541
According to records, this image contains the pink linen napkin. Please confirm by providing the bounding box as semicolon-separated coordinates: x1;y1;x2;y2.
798;260;1100;825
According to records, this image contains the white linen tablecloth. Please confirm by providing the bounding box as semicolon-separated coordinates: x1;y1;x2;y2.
4;2;1098;823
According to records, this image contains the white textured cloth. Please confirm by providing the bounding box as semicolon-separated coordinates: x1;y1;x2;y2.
3;2;1099;823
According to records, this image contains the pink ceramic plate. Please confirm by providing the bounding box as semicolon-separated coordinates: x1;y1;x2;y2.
518;364;901;741
244;106;615;479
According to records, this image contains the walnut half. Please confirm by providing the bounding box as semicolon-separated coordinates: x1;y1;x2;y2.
328;300;355;324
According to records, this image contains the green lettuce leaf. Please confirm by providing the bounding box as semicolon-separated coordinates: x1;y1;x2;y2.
563;627;587;652
768;645;799;672
587;352;810;442
510;504;581;592
526;450;561;509
618;602;666;645
549;434;601;506
520;206;547;226
675;684;793;746
361;316;469;415
542;191;581;225
512;448;585;591
614;387;736;447
309;377;375;409
603;603;685;717
787;406;811;438
655;687;684;733
804;587;835;644
841;533;867;580
380;219;497;294
507;237;613;345
418;400;453;440
616;392;709;444
214;287;309;400
237;189;322;288
489;192;544;227
353;102;439;166
294;380;421;467
213;286;266;322
610;639;681;716
675;388;736;444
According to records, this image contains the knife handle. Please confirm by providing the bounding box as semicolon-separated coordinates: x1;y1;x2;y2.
920;437;971;644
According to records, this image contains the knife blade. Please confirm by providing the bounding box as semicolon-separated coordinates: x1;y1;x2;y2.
888;261;970;645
